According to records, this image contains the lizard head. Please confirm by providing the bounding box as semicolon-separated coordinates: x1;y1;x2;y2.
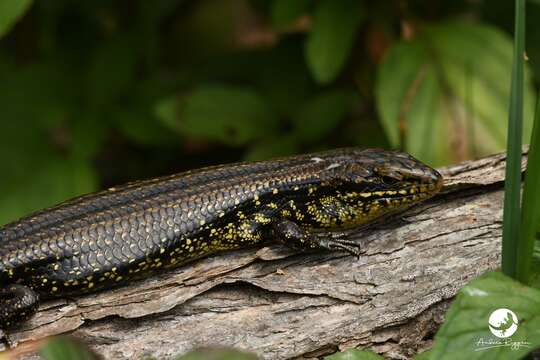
312;148;443;225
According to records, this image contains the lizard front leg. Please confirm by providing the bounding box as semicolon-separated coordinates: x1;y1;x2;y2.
272;219;362;257
0;284;39;327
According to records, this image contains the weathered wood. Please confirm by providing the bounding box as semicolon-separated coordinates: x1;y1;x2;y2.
4;150;528;360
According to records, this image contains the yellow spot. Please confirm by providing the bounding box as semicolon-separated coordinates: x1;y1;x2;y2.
88;282;94;289
272;188;279;194
52;287;58;292
200;219;206;226
116;276;123;282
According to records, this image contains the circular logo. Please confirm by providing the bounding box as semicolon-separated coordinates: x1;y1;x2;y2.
488;308;518;338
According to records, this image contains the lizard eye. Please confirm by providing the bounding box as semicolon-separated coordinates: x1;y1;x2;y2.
381;176;399;186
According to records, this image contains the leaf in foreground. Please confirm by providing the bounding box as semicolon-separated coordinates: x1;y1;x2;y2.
40;336;99;360
428;272;540;360
516;92;540;283
325;348;384;359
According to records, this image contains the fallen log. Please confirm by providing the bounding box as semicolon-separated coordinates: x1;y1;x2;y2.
4;150;528;359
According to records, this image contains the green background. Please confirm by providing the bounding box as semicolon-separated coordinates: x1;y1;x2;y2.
0;0;538;225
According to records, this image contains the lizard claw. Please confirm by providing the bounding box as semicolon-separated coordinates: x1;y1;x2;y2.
315;236;362;258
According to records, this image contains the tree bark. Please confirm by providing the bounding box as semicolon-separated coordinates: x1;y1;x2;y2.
4;150;528;360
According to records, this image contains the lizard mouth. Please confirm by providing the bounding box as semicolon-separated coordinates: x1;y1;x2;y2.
347;172;443;221
355;174;443;202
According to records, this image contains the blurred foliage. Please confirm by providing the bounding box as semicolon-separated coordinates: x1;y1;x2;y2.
40;336;100;360
377;21;534;166
325;348;384;359
0;0;32;37
0;0;539;225
37;337;259;360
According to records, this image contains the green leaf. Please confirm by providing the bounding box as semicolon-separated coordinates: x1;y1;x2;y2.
271;0;309;29
325;348;384;360
305;0;364;84
502;0;525;280
114;105;179;147
156;85;278;146
293;90;353;142
0;155;97;225
376;21;535;166
40;336;99;360
429;272;540;360
176;348;258;360
517;93;540;283
0;0;32;38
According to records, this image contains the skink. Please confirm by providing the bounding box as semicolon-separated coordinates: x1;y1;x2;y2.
0;148;443;327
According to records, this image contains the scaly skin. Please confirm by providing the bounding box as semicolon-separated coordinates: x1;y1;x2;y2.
0;148;442;327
